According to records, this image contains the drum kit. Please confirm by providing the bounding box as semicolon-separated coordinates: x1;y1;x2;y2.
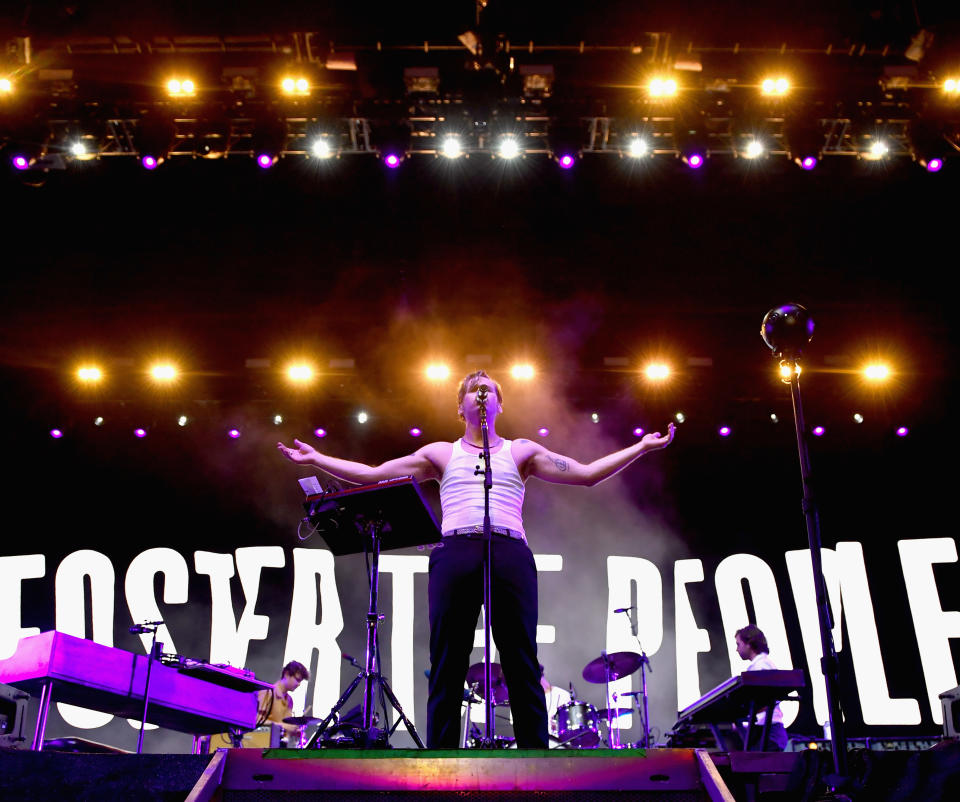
462;649;651;750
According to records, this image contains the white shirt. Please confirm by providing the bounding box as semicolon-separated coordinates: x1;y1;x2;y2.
746;652;783;725
439;439;525;535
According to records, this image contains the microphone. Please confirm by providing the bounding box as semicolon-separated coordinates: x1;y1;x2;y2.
128;621;163;634
613;606;636;614
476;384;488;406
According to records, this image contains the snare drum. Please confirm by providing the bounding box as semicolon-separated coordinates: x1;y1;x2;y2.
555;701;600;748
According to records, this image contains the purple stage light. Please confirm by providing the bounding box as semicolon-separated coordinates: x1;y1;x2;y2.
537;427;550;437
409;427;422;437
896;426;909;437
134;428;147;438
633;427;644;437
558;154;575;169
141;155;158;170
314;427;327;438
228;429;241;439
800;156;817;171
50;428;63;439
812;426;825;437
686;153;704;169
926;158;943;173
256;154;274;169
384;153;401;168
12;155;29;171
718;426;731;437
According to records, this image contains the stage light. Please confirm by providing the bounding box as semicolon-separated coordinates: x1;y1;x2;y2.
812;426;825;437
633;427;644;437
675;412;685;423
425;364;450;381
12;155;29;170
357;411;369;424
135;111;176;166
557;153;576;169
251;115;287;167
0;78;11;94
384;153;402;168
286;363;315;384
770;413;779;423
510;364;535;380
178;415;188;427
908;119;949;172
743;139;765;159
924;157;943;172
281;76;310;96
853;413;864;423
627;137;649;158
310;138;334;159
228;429;241;439
497;135;521;159
314;427;327;438
94;417;104;426
50;429;63;439
644;363;671;381
761;77;790;96
257;153;276;169
166;78;196;97
441;136;463;159
69;141;87;158
273;414;283;425
896;426;909;437
134;428;147;438
718;426;731;437
779;362;802;380
410;427;422;437
864;363;890;381
785;115;823;169
943;79;960;94
76;366;103;383
150;364;178;382
684;152;704;169
591;413;600;423
649;77;678;98
867;140;889;159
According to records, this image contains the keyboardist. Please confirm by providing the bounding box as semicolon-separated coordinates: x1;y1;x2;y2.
734;625;788;751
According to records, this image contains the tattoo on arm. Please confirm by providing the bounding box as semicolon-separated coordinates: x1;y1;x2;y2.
552;457;569;472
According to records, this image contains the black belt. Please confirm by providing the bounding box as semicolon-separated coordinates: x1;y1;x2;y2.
444;525;526;543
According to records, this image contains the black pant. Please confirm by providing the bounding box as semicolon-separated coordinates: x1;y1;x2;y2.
426;534;548;748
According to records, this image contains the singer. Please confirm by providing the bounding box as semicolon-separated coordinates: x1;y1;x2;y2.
278;370;675;748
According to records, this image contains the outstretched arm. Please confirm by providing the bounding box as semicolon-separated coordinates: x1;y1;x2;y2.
522;423;676;486
277;439;443;484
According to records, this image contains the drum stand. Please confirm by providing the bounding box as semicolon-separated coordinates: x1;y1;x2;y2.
622;607;652;749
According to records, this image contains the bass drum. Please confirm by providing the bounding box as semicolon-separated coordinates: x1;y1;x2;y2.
555;701;600;748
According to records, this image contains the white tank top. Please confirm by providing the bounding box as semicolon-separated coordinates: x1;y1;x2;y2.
439;439;525;535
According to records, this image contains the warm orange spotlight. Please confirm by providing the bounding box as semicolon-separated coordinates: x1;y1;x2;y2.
648;77;678;98
150;363;179;382
281;76;311;96
761;77;790;96
425;364;451;381
0;78;12;94
76;365;103;383
166;78;196;97
286;363;315;384
779;361;801;381
510;364;536;380
644;363;671;381
863;363;891;381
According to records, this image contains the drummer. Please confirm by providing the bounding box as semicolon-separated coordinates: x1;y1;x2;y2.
257;660;311;745
539;665;571;744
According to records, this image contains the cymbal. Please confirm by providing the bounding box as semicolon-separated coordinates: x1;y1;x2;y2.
581;651;644;683
282;716;320;726
596;708;633;719
465;661;509;705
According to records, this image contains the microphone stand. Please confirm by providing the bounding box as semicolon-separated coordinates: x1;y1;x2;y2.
134;622;163;755
622;608;652;749
474;385;495;747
